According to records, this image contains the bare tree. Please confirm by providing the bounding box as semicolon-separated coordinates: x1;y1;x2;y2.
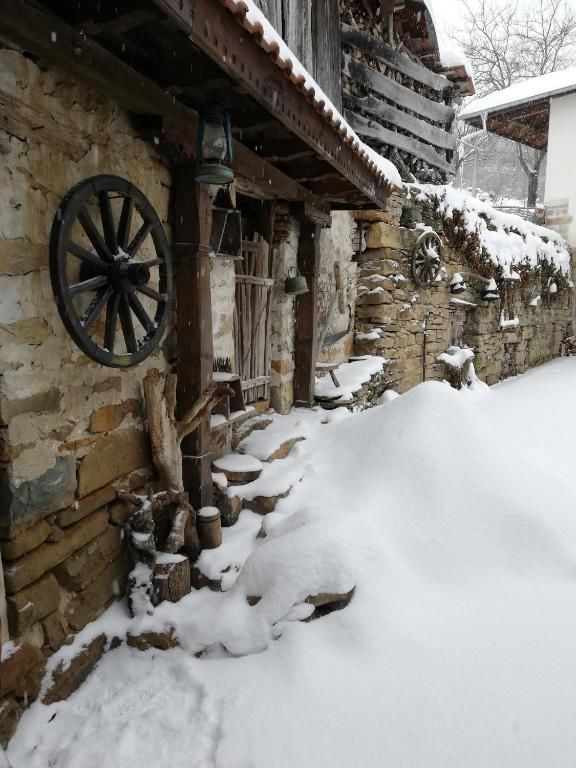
454;0;576;205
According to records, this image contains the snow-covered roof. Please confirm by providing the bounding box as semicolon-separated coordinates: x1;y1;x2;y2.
460;67;576;120
422;0;474;82
220;0;402;189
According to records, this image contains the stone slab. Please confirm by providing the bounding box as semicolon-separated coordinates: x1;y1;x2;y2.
7;573;61;636
1;519;51;560
56;484;116;528
0;697;22;748
77;428;150;497
0;643;44;698
0;456;76;539
53;526;122;591
65;555;128;631
3;509;108;594
43;634;106;705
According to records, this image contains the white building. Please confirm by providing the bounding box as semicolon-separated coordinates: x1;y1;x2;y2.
460;68;576;248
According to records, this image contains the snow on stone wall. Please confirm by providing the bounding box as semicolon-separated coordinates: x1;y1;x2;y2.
354;191;573;392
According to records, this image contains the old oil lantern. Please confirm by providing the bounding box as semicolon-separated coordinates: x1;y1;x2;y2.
195;106;234;185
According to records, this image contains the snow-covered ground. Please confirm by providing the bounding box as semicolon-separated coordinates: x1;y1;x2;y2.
8;358;576;768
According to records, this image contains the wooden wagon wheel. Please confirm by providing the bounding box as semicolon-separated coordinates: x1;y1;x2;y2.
411;230;442;286
50;175;172;367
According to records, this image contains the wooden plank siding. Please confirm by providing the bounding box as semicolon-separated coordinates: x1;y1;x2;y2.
254;0;342;111
341;25;458;179
343;55;454;123
341;23;453;93
344;110;454;175
313;0;342;111
343;91;458;151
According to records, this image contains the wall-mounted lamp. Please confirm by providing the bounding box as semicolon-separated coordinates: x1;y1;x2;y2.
194;105;234;186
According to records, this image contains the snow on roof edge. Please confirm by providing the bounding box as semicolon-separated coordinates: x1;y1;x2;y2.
460;67;576;120
220;0;403;191
421;0;475;82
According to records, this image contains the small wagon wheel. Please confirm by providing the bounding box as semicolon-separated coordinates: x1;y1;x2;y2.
50;175;172;368
411;230;442;286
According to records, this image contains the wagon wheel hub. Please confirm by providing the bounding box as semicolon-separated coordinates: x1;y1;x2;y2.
411;231;443;287
111;258;151;292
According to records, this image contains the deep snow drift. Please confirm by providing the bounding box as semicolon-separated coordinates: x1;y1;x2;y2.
8;359;576;768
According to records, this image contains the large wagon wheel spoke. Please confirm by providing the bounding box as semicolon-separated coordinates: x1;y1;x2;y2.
104;291;121;354
69;274;110;295
135;284;166;302
98;191;118;254
129;293;156;336
78;207;114;263
117;196;134;251
67;241;109;272
119;294;138;354
128;220;153;257
82;286;113;332
50;175;172;368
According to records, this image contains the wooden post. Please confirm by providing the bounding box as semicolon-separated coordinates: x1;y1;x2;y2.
294;217;322;406
173;168;214;508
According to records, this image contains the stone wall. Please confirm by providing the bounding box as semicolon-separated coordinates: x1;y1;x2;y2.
0;46;172;742
353;199;572;392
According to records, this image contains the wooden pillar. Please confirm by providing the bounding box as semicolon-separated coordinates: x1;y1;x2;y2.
173;167;214;508
294;217;322;406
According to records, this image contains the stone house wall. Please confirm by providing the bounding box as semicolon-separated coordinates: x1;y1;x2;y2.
0;45;174;740
353;200;572;392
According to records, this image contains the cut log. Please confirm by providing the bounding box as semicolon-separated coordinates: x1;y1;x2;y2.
153;554;191;603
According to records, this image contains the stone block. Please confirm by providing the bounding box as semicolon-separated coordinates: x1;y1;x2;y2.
3;508;108;593
0;697;22;748
358;259;401;277
0;388;60;426
65;554;128;631
356;289;393;306
0;456;76;539
126;629;178;651
365;222;415;250
41;612;69;652
43;634;106;705
89;404;122;434
13;661;45;703
7;573;61;636
89;399;141;433
1;519;51;560
53;526;122;591
353;209;397;224
93;377;121;394
56;484;116;527
77;428;150;497
0;643;45;698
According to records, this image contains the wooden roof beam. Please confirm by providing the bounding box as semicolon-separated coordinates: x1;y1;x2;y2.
151;0;392;207
0;0;329;211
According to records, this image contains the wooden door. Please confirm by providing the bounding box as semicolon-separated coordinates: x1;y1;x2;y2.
234;236;275;404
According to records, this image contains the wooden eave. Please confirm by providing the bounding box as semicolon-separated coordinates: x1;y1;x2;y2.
464;100;550;151
0;0;396;210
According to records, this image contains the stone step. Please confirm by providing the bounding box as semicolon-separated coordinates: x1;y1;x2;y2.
211;453;263;485
231;414;273;451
